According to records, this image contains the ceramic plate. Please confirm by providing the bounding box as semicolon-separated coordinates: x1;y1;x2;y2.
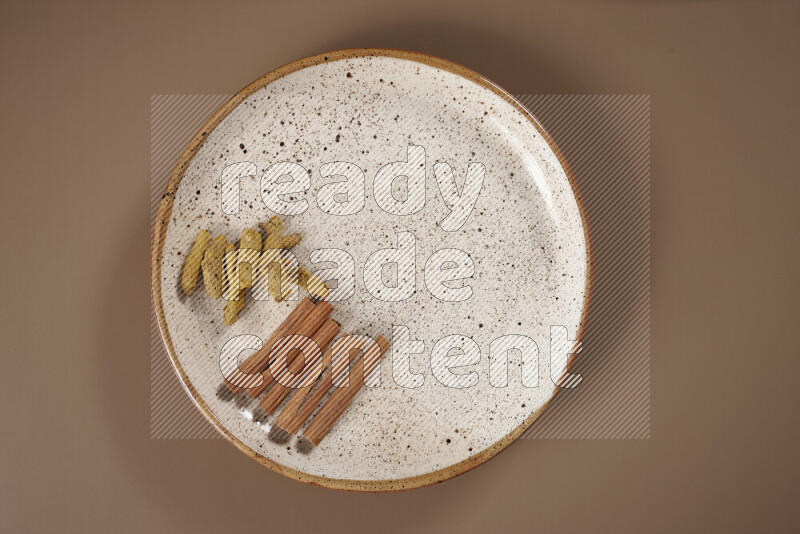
151;49;591;491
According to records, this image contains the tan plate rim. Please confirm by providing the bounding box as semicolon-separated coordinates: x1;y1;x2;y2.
150;48;594;492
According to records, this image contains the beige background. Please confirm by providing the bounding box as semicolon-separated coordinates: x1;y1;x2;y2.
1;0;798;532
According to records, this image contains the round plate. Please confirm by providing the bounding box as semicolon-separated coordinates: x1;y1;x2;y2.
151;49;591;491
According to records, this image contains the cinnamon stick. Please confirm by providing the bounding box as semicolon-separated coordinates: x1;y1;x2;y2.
259;318;340;414
246;300;334;398
303;335;389;445
274;334;365;435
225;298;314;393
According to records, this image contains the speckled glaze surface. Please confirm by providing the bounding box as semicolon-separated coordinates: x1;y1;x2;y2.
151;49;591;491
